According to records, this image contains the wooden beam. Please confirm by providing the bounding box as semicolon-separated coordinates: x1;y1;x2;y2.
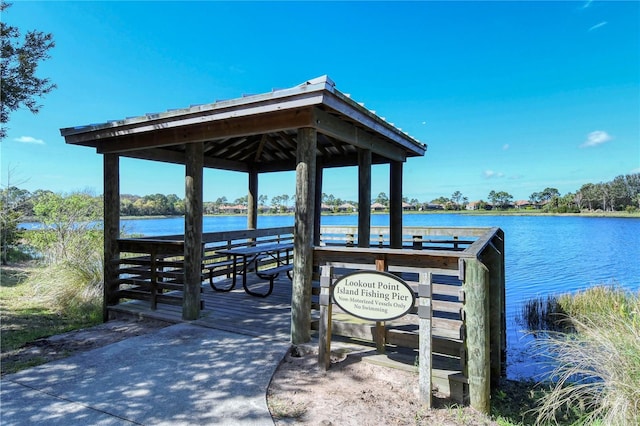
121;147;249;172
103;154;120;321
312;108;407;162
358;148;371;248
254;134;268;162
291;127;316;344
95;108;315;154
183;142;203;320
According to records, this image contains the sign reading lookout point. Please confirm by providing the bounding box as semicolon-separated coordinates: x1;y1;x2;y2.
332;271;416;321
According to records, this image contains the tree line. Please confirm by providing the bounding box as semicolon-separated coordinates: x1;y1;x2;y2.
2;173;639;220
2;173;638;263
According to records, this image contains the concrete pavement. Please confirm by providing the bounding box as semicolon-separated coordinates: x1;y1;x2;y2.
0;323;291;425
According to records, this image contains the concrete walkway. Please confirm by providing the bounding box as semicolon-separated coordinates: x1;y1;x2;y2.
0;323;291;425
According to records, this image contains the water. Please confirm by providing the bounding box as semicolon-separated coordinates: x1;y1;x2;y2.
21;213;640;379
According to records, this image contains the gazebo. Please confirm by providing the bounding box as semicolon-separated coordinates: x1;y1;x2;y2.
60;76;505;412
60;75;426;341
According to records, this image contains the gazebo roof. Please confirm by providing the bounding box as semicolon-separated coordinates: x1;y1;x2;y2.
60;76;426;173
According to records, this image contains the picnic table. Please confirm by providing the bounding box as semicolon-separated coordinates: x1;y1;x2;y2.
214;242;293;297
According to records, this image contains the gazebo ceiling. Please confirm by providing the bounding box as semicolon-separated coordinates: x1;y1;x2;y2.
60;76;426;173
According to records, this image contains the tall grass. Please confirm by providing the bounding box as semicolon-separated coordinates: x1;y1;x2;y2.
530;286;640;425
23;227;104;321
26;256;103;320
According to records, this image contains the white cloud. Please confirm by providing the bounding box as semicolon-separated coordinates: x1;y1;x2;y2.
483;170;505;179
580;130;612;148
588;21;608;32
14;136;45;145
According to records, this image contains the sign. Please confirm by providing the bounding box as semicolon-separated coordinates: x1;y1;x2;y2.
331;271;415;321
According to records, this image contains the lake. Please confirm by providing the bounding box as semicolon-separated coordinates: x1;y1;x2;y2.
24;213;640;378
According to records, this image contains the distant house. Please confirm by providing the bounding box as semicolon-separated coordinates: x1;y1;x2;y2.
219;204;247;214
466;201;481;211
371;202;386;212
338;203;356;212
402;202;416;211
467;201;492;211
425;203;445;210
515;200;541;209
321;203;332;212
515;200;532;209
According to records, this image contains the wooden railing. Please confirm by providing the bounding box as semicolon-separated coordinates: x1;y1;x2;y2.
111;226;294;310
110;224;504;414
313;226;505;412
319;225;488;250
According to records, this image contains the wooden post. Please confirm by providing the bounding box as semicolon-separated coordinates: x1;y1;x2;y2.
464;258;491;414
247;168;258;230
291;127;316;344
482;238;504;388
389;161;403;249
358;148;371;248
318;265;333;369
183;142;203;321
494;230;506;375
103;153;120;321
375;257;386;353
418;271;432;408
314;159;323;246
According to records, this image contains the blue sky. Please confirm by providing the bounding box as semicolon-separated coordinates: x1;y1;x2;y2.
2;0;638;204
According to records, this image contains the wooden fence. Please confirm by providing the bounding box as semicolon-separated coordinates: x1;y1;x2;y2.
111;226;294;309
313;226;505;412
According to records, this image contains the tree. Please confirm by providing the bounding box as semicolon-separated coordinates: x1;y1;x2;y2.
488;190;498;208
30;191;102;264
374;192;389;206
0;184;31;264
451;191;463;209
1;2;56;138
488;190;513;210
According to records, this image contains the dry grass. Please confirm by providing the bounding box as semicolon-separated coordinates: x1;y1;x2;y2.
532;287;640;425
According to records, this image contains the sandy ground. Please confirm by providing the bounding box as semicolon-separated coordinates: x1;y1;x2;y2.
267;344;493;426
2;320;493;425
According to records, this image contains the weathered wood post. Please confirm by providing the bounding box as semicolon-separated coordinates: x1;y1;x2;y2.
463;257;491;413
374;257;387;353
318;265;333;369
497;230;506;372
314;159;323;246
389;161;403;248
482;233;505;387
418;271;433;408
183;142;203;320
103;153;120;321
291;127;316;344
247;168;258;230
358;148;371;248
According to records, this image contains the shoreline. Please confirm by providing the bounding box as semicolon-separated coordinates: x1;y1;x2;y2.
123;210;640;220
21;210;639;224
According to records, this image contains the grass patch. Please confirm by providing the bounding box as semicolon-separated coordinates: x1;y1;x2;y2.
519;286;640;424
0;264;102;374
